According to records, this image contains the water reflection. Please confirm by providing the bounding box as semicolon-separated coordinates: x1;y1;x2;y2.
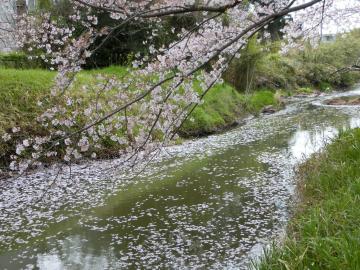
38;254;64;270
289;117;360;161
36;236;112;270
289;127;338;160
350;117;360;129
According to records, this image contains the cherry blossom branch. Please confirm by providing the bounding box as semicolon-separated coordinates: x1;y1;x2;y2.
5;0;330;173
73;0;243;18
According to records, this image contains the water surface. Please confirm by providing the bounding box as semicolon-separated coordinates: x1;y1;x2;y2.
1;88;360;269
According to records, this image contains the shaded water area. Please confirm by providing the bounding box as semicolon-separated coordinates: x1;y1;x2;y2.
1;87;360;269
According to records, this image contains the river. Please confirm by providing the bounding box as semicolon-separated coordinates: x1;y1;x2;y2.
1;87;360;269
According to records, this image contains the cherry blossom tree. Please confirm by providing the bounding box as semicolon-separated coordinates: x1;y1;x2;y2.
2;0;360;173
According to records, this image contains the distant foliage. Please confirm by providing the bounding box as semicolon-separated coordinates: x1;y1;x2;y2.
223;36;265;92
297;29;360;87
0;52;43;69
224;29;360;92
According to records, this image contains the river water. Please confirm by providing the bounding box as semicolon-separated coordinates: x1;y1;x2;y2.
1;88;360;269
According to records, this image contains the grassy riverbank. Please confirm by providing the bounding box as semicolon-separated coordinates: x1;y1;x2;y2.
0;67;280;168
256;128;360;269
180;86;280;136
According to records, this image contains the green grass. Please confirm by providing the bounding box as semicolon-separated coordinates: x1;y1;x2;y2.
256;128;360;270
242;90;279;114
180;86;279;136
295;87;314;94
0;68;55;132
180;83;244;136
